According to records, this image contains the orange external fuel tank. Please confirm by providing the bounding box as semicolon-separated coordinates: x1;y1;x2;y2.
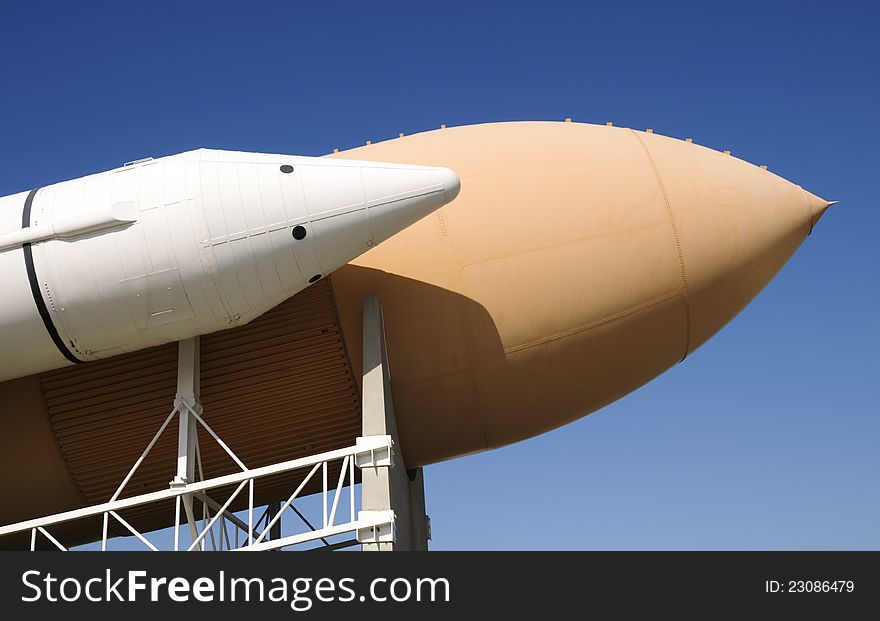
0;121;831;541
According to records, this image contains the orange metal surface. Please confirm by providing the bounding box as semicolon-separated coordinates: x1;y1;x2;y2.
0;122;830;542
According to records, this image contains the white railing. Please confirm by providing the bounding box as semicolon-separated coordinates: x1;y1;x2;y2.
0;434;395;552
1;295;417;552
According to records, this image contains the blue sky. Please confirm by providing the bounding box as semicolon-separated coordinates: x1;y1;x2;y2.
2;1;877;549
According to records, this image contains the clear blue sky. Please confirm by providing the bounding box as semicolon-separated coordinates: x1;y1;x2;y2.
2;1;877;550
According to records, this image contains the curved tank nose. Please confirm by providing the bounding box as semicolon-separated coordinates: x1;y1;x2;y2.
328;121;832;466
634;131;831;353
802;189;835;233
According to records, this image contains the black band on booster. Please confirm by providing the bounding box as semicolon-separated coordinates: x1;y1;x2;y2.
21;188;82;364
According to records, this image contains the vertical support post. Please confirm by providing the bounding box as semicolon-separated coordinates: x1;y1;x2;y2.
407;467;430;548
269;502;282;543
248;479;254;547
174;337;200;484
170;337;203;549
360;294;430;551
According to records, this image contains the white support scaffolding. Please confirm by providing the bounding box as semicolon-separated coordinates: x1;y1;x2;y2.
0;295;424;552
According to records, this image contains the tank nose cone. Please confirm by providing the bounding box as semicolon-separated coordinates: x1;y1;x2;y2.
439;167;462;203
802;188;836;233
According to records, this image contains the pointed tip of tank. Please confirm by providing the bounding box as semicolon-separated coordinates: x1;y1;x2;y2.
802;189;837;234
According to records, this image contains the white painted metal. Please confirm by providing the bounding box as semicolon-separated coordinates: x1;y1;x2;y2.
0;434;394;550
109;511;159;551
187;480;248;552
0;199;138;251
356;511;397;545
0;150;461;381
243;512;394;552
110;405;179;502
0;295;417;552
170;337;205;548
252;463;321;546
173;336;201;486
328;455;349;527
355;435;394;468
0;191;62;378
36;526;67;551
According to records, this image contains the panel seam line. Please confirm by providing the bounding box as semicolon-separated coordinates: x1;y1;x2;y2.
629;130;691;360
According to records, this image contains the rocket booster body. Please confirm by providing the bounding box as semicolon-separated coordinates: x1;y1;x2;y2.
0;149;460;380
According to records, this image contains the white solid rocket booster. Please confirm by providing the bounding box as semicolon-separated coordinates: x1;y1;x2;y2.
0;149;461;381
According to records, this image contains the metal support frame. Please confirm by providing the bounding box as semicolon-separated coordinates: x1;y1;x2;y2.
170;336;203;548
360;294;430;551
1;294;425;552
1;433;394;551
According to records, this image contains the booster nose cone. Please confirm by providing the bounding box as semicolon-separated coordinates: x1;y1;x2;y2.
801;188;835;233
357;163;460;243
439;167;462;202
